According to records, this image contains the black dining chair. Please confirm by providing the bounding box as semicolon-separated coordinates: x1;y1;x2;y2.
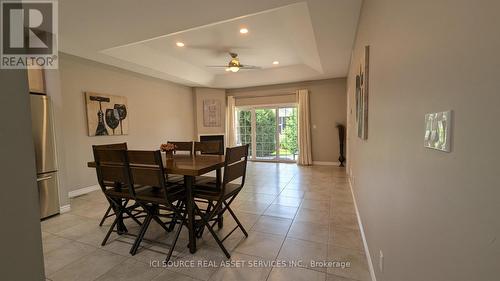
94;143;128;227
92;148;146;246
194;141;222;155
192;144;250;258
166;141;194;184
126;150;187;262
193;141;224;186
168;141;193;155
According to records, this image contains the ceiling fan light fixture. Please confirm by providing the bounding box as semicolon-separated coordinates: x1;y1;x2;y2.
272;61;279;65
176;42;185;47
239;28;249;34
208;52;258;72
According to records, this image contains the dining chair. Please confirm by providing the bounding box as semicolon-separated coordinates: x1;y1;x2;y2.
194;141;222;155
92;147;145;246
192;144;250;258
166;141;193;184
193;141;224;186
168;141;193;155
126;150;187;262
92;143;128;227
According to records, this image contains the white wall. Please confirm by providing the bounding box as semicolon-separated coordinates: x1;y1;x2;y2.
54;54;195;204
347;1;500;280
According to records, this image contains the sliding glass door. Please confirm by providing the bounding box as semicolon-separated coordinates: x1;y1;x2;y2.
236;106;297;162
255;108;277;160
277;107;298;161
236;109;252;157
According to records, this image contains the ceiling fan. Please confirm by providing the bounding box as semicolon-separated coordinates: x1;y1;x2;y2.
207;52;260;72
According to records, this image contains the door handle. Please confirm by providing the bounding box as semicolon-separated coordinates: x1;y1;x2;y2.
37;176;53;182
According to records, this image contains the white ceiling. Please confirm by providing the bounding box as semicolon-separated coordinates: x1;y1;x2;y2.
59;0;362;88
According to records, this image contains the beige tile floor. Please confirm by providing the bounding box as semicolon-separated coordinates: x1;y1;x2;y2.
42;162;370;281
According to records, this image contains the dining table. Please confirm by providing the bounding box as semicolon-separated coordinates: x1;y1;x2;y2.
88;153;225;254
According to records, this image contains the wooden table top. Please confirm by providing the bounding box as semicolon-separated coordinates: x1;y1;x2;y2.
87;154;225;176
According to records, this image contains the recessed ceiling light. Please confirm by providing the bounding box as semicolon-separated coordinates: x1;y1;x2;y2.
239;28;248;34
176;42;185;47
272;61;280;65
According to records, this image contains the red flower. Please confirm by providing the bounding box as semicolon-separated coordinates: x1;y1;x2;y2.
160;143;176;152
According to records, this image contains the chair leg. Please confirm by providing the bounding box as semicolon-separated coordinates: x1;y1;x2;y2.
115;199;128;234
196;201;213;238
217;213;224;228
123;206;143;226
195;206;230;258
168;201;182;231
152;215;171;233
225;203;248;237
149;204;171;233
101;210;121;246
99;205;113;226
165;213;187;263
130;213;153;255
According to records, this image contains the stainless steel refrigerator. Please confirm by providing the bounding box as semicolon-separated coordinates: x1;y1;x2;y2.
30;94;60;219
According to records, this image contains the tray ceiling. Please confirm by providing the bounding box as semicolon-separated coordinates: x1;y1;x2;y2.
59;0;362;88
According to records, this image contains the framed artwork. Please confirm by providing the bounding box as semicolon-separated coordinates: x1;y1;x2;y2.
85;92;128;136
424;110;452;152
203;99;221;127
355;45;369;140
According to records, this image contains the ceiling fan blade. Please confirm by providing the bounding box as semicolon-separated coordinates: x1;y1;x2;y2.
240;65;261;69
206;65;230;68
186;45;250;56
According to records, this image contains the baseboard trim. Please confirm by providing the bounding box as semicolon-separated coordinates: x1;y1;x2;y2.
348;177;377;281
312;161;340;166
59;204;71;214
68;185;100;198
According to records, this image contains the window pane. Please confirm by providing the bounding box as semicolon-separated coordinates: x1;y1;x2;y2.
255;108;276;160
278;107;298;161
236;109;252;156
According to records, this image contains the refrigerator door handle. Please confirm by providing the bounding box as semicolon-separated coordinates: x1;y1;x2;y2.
37;175;53;182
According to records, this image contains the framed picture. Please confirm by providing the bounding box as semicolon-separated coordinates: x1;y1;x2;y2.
203;99;221;127
424;110;452;152
355;45;369;140
85;92;128;136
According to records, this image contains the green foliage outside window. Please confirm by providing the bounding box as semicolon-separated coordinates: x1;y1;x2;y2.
280;109;298;158
255;109;276;157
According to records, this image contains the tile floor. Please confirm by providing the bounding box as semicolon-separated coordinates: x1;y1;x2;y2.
42;162;370;281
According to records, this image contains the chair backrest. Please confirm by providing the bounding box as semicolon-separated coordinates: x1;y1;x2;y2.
127;150;176;206
168;141;193;155
194;141;222;155
93;142;128;150
92;147;129;194
221;144;249;196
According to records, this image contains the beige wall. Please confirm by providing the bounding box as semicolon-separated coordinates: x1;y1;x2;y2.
194;87;226;138
347;1;500;280
54;54;195;203
228;78;346;163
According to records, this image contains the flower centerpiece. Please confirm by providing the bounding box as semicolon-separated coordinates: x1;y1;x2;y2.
160;143;176;158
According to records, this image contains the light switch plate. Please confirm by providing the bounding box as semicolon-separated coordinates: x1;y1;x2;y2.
424;110;452;152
